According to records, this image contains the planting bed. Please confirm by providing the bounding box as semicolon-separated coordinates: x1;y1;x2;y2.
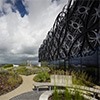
39;90;94;100
48;94;88;100
0;72;22;96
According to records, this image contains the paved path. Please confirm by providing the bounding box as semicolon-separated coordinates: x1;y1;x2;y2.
10;91;44;100
0;75;35;100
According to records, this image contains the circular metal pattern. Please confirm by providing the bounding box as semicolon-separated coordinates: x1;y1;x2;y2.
39;0;100;62
77;6;90;15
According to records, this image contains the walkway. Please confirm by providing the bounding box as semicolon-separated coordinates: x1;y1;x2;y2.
10;91;44;100
0;75;35;100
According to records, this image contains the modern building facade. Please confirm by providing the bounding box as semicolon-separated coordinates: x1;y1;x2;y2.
38;0;100;80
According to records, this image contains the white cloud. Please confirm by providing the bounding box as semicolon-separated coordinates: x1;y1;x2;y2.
0;0;67;64
0;0;6;11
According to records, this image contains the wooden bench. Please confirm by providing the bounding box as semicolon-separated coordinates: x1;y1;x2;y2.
33;75;100;99
33;82;53;91
33;75;72;91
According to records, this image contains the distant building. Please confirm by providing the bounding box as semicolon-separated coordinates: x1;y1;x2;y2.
13;64;19;67
38;62;41;67
27;60;31;66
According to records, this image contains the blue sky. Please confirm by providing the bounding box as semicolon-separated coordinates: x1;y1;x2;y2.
0;0;67;64
0;0;28;17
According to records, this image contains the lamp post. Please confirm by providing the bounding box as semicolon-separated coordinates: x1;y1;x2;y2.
13;70;17;80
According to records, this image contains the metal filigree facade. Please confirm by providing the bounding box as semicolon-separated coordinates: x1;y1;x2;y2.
39;0;100;63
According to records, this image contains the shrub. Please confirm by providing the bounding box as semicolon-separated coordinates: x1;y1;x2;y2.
8;74;22;87
72;71;94;87
41;61;48;67
74;89;85;100
15;67;50;75
53;86;59;100
0;65;3;68
0;70;9;75
52;87;85;100
16;68;32;75
8;76;17;87
33;72;50;82
4;64;13;68
0;71;22;95
48;70;69;75
64;88;71;100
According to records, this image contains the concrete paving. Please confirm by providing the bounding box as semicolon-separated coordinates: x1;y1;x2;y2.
10;91;44;100
0;75;35;100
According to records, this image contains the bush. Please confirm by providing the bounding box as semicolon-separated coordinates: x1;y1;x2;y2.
4;64;13;68
16;68;32;75
41;61;48;67
33;72;50;82
48;70;69;75
52;87;85;100
15;67;50;75
0;71;22;95
8;73;22;87
72;71;94;87
53;86;59;100
0;70;9;75
0;65;3;68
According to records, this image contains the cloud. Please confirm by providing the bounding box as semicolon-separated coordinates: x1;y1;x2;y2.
0;0;67;64
0;0;6;11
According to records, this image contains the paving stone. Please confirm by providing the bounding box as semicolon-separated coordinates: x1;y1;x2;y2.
10;91;44;100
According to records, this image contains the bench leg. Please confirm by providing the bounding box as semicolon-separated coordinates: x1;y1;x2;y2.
48;86;52;91
37;87;39;92
34;86;39;92
93;93;99;99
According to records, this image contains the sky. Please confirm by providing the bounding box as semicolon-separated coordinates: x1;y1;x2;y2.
0;0;67;65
